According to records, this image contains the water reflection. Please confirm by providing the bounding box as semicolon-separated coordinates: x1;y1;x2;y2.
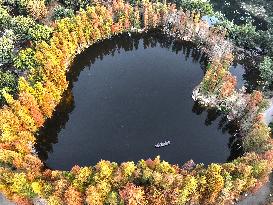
67;30;208;83
229;54;261;92
36;89;75;162
192;102;243;162
35;31;242;170
37;100;243;167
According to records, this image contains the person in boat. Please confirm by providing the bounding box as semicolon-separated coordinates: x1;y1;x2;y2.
155;140;171;147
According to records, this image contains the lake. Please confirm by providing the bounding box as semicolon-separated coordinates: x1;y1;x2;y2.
36;31;242;170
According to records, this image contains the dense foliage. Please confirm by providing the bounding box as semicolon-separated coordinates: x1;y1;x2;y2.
0;0;272;205
0;0;47;19
52;5;74;20
176;0;214;16
60;0;90;10
259;56;273;88
0;3;52;103
0;70;17;104
0;30;15;66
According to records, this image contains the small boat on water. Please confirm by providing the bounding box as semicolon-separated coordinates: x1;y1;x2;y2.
155;140;171;148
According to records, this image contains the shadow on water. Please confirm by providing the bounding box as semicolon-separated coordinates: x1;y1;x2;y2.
229;61;261;92
67;30;208;83
191;103;243;162
35;30;243;170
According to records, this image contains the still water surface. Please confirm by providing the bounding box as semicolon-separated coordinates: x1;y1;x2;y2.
36;32;242;170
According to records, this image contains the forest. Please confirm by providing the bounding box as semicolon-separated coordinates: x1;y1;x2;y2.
0;0;272;204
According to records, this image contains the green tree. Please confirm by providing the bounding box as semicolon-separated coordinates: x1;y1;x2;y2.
0;29;15;65
259;56;273;87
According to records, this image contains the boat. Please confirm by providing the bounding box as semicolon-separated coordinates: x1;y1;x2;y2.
155;140;171;148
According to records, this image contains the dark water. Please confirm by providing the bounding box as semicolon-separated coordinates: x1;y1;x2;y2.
36;32;242;170
230;62;260;92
